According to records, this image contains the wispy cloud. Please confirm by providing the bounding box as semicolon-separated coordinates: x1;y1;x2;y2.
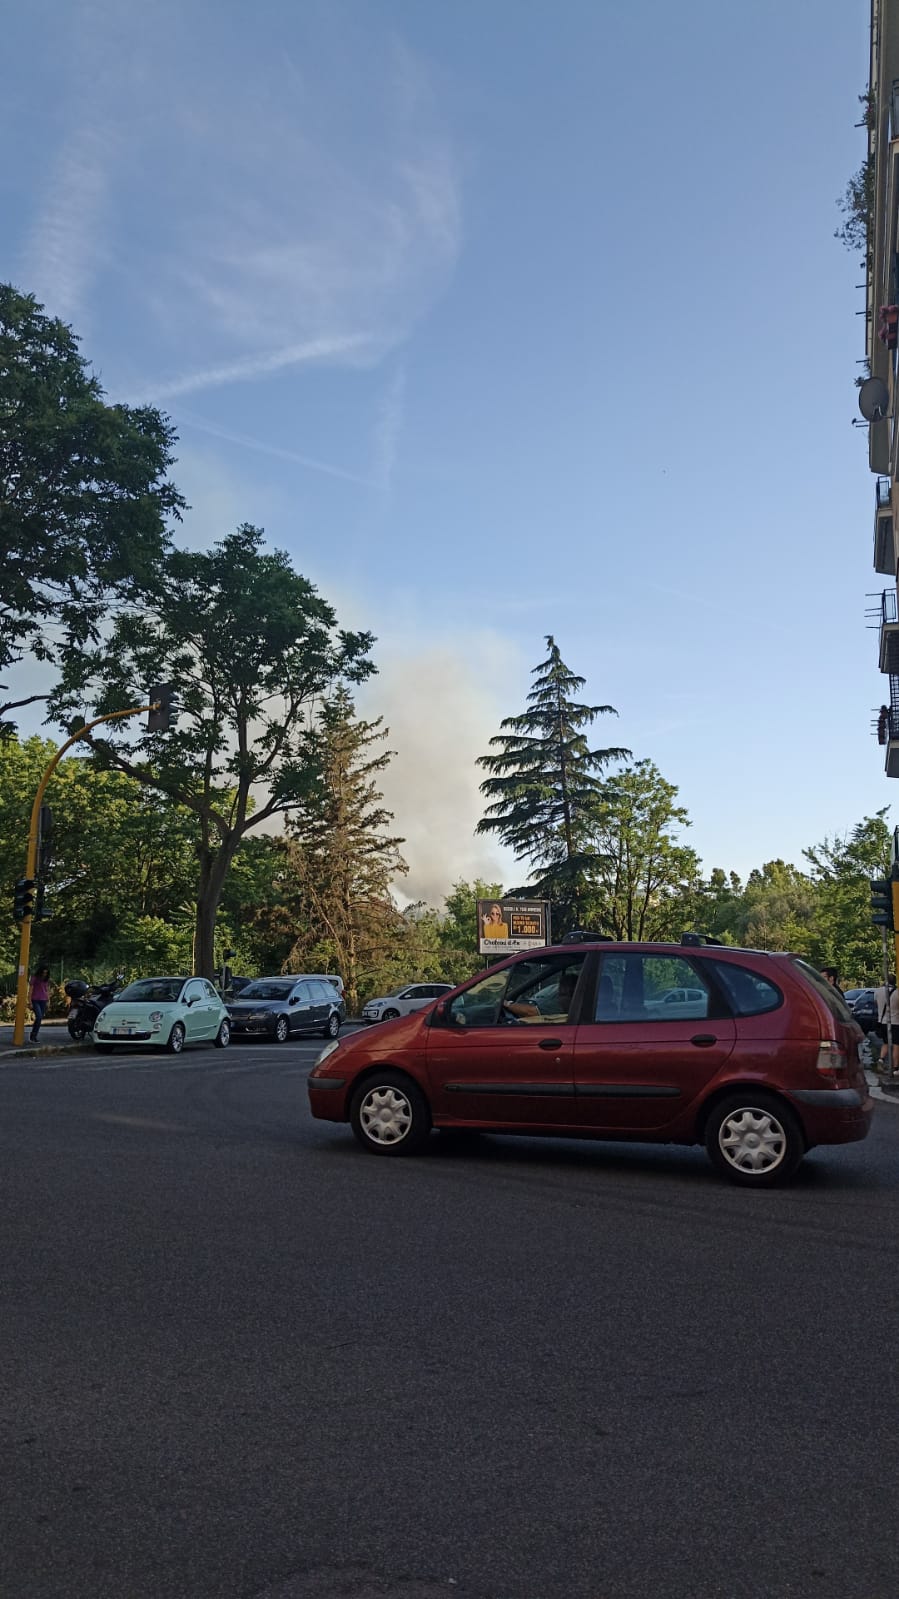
172;409;375;486
139;331;381;404
372;365;406;491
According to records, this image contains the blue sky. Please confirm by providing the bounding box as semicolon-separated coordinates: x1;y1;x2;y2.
1;0;884;900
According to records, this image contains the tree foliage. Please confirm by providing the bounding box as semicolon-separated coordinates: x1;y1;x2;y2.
0;284;183;725
477;636;629;928
54;524;374;975
277;688;407;1012
587;760;702;940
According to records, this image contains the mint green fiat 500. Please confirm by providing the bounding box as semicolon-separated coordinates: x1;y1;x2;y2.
92;976;231;1054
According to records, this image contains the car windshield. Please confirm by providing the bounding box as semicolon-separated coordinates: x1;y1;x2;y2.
239;981;294;1000
117;979;184;1004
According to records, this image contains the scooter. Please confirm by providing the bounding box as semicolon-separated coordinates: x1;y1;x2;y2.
65;976;123;1041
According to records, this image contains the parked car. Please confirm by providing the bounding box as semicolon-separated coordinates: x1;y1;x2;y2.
362;983;454;1024
227;976;344;1042
303;972;345;1001
309;941;872;1187
844;987;878;1029
93;976;231;1054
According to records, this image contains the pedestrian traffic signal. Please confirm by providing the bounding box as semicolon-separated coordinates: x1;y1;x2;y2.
148;683;177;733
13;879;36;921
870;878;894;928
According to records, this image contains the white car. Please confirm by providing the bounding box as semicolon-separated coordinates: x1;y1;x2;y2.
362;982;453;1023
645;986;709;1018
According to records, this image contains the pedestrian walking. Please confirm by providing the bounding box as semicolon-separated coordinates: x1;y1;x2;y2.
873;974;899;1074
28;966;51;1043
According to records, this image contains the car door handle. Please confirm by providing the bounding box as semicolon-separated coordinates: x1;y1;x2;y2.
537;1037;563;1050
690;1034;717;1047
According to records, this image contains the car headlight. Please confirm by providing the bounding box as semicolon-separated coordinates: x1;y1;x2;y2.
313;1039;342;1070
149;1011;163;1023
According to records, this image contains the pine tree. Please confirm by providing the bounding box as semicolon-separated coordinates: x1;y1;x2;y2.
285;688;407;1011
476;636;629;928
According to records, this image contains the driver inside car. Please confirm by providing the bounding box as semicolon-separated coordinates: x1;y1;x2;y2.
504;968;578;1023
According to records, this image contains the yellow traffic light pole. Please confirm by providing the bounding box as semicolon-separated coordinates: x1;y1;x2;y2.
13;703;156;1048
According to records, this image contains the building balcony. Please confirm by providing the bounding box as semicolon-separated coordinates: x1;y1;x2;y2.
875;478;896;576
880;589;899;673
876;677;899;778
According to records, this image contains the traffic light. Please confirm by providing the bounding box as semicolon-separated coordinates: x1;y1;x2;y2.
870;878;894;928
34;883;51;920
148;683;177;733
13;879;36;921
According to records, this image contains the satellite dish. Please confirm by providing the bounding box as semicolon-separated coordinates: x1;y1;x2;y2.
859;376;890;421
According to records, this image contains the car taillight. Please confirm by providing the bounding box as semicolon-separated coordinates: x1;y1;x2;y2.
816;1039;850;1084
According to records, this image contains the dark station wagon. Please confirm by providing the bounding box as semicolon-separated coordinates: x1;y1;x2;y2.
308;940;873;1186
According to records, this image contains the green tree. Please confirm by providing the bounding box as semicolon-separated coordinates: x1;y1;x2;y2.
0;734;199;978
732;860;816;954
476;636;628;930
585;760;702;940
280;688;406;1011
803;811;891;981
54;525;374;977
0;284;183;727
438;877;503;979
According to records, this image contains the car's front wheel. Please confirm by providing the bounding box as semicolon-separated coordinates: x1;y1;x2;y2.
350;1071;431;1155
322;1011;340;1039
214;1019;231;1048
274;1015;290;1043
166;1022;185;1055
704;1092;804;1186
381;1008;400;1022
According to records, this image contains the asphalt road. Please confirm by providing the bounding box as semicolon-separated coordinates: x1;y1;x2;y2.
2;1036;898;1599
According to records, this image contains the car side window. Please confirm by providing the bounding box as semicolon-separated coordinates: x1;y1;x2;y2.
293;983;310;1004
184;981;205;1004
595;955;710;1022
707;961;782;1017
447;955;585;1029
202;981;218;1000
315;981;334;1001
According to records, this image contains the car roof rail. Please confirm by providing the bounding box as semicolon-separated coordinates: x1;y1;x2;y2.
560;929;614;943
681;931;725;947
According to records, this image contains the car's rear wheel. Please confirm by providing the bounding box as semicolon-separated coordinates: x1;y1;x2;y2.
274;1015;289;1043
166;1022;185;1055
350;1071;431;1155
323;1011;340;1039
381;1007;400;1022
704;1092;804;1187
214;1019;231;1048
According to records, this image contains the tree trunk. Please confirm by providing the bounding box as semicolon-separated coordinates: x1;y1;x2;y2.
193;838;239;976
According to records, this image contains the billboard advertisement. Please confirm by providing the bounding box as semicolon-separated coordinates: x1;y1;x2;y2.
477;898;551;956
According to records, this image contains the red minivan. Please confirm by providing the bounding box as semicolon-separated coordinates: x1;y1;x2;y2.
307;941;873;1186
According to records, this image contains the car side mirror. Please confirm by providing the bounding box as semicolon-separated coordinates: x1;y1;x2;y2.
430;1001;448;1027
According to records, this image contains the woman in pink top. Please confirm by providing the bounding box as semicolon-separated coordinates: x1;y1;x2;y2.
28;966;51;1043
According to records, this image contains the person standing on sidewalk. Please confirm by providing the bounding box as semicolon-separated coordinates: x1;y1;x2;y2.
28;966;51;1043
873;974;899;1074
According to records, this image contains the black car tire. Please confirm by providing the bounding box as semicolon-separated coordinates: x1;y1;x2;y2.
350;1070;432;1156
214;1019;231;1049
274;1015;290;1043
322;1011;340;1039
704;1091;804;1187
381;1008;400;1022
166;1022;186;1055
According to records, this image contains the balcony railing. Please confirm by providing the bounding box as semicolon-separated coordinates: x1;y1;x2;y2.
883;589;898;625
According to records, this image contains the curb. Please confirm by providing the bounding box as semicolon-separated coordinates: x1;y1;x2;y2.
865;1069;899;1105
0;1041;90;1062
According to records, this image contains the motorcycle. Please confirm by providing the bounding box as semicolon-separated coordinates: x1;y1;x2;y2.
65;976;123;1041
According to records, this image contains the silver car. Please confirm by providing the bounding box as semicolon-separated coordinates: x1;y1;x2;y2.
362;982;453;1024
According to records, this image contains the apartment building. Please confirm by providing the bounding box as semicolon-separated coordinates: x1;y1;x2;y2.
865;0;899;775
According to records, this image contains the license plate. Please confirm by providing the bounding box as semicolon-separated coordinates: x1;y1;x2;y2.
113;1025;135;1036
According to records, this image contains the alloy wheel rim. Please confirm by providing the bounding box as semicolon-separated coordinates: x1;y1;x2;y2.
220;1021;230;1045
328;1014;339;1037
719;1106;786;1174
171;1026;184;1053
276;1018;288;1041
360;1086;413;1145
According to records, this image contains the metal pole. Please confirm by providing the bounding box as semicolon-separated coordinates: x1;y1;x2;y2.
13;704;156;1047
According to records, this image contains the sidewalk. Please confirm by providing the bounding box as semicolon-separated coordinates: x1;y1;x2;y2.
0;1020;86;1061
866;1067;899;1105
